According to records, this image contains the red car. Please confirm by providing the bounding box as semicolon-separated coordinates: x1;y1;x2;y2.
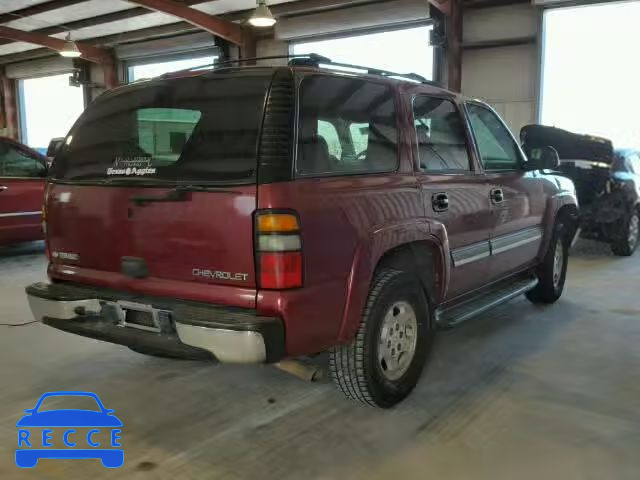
26;55;578;407
0;137;48;246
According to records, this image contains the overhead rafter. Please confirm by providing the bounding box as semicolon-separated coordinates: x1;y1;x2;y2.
0;0;87;24
126;0;246;46
0;0;208;48
0;26;113;64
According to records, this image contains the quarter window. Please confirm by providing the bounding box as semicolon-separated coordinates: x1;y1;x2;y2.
413;96;470;172
467;103;523;171
297;76;398;176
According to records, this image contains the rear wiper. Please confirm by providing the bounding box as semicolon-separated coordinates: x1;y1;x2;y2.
130;188;188;206
174;184;241;193
130;184;240;206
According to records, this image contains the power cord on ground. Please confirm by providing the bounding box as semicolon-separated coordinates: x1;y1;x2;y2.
0;321;39;327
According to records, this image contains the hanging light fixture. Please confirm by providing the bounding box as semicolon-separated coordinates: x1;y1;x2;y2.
59;32;81;58
249;0;276;27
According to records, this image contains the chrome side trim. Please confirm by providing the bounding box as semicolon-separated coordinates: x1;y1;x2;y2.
451;227;544;267
491;227;543;255
451;241;491;267
0;211;41;218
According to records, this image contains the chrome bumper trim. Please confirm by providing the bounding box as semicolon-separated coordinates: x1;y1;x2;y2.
175;323;267;363
27;294;101;321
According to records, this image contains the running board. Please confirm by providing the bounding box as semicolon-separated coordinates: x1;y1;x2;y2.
435;276;538;329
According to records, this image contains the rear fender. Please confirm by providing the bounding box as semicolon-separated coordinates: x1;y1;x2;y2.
337;220;449;343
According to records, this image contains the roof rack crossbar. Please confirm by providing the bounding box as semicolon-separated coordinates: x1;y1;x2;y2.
158;53;442;87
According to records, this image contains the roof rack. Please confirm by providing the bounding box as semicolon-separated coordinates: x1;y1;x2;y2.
159;53;443;87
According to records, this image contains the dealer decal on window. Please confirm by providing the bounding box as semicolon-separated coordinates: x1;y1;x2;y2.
107;156;157;177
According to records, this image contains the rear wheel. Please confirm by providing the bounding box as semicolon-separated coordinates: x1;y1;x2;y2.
329;269;433;408
610;211;639;257
526;220;569;304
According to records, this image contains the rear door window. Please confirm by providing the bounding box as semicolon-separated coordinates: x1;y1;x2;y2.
297;75;398;176
53;72;272;184
413;96;471;172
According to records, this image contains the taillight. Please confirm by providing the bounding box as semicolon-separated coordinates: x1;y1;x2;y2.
256;211;303;289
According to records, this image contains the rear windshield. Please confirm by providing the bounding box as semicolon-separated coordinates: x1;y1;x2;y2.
52;72;272;184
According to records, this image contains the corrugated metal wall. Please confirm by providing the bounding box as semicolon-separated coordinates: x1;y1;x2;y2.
461;3;540;135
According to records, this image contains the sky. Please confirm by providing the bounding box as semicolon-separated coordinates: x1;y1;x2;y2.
293;26;434;81
541;1;640;148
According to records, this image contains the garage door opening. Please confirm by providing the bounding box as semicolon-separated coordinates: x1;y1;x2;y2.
19;73;85;154
292;25;434;80
541;1;640;147
127;55;217;82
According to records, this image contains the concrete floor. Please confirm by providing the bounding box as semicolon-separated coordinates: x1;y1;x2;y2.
0;240;638;480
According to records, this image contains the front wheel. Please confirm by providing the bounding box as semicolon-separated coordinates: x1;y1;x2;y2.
610;211;639;257
526;221;569;304
329;269;433;408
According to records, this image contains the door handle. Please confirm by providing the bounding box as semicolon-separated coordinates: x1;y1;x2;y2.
490;188;504;204
0;185;7;192
432;192;449;212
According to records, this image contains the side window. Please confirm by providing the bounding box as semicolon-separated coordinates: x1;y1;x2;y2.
466;103;523;171
317;120;342;159
297;76;398;176
413;96;471;172
0;143;45;178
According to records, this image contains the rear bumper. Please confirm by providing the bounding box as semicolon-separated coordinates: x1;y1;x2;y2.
25;282;285;363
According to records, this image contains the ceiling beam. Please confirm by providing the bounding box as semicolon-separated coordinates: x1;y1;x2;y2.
464;0;529;8
0;0;87;24
0;26;113;65
127;0;246;46
0;0;208;48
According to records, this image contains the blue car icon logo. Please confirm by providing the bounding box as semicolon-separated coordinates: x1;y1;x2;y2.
16;391;123;468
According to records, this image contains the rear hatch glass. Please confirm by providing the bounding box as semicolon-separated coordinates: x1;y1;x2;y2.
53;71;272;184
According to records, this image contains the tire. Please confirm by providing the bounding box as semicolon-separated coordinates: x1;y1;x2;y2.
526;220;569;304
329;269;433;408
610;210;639;257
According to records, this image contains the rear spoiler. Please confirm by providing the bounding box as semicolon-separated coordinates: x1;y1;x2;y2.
520;125;614;164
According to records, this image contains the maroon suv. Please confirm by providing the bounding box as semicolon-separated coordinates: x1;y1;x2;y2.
26;56;578;407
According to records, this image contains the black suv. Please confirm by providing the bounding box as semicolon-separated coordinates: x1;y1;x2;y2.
522;125;640;256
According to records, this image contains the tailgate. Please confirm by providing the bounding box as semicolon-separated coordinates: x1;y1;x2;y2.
46;184;257;288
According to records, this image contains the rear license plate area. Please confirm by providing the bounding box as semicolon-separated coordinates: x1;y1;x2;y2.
110;301;173;333
125;309;155;329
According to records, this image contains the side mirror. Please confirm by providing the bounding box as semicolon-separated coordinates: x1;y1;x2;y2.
526;146;560;170
46;137;65;158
